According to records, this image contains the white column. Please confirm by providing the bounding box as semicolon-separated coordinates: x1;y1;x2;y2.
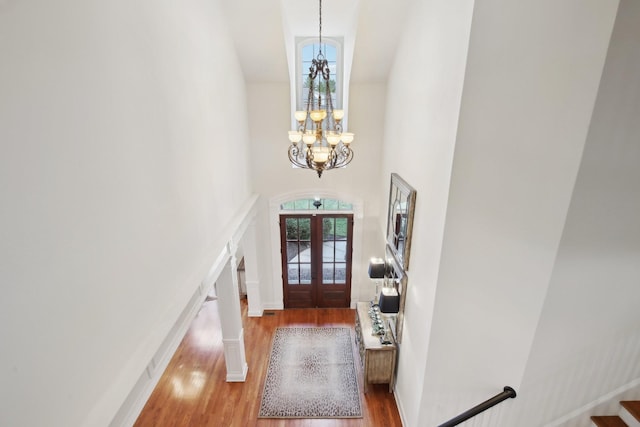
242;221;264;317
215;257;248;382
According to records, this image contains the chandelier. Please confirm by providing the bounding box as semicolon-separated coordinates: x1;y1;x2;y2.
287;0;355;178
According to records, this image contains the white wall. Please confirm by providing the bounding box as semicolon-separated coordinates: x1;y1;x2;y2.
415;0;619;425
506;0;640;424
381;0;476;424
381;0;624;425
421;0;619;416
0;1;252;426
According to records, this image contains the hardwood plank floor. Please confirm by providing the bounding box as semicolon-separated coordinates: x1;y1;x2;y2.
134;297;403;427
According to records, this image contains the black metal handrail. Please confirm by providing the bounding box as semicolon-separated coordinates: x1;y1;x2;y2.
437;386;517;427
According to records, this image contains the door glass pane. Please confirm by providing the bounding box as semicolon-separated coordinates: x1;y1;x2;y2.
285;217;312;286
285;218;298;240
335;241;347;262
300;263;312;284
286;242;299;262
335;218;348;240
299;219;311;241
323;242;335;262
323;218;334;239
322;263;333;283
335;263;346;284
287;264;299;284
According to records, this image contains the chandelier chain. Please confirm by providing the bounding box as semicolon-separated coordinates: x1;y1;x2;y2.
318;0;322;47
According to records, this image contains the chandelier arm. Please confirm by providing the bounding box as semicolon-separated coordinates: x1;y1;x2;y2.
288;145;312;169
334;145;353;168
288;145;302;165
326;149;338;169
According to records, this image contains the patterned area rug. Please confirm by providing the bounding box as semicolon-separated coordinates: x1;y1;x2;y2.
258;327;362;418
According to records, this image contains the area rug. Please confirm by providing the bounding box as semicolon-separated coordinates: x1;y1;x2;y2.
258;327;362;418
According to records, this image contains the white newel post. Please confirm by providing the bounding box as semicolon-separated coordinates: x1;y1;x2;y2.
243;221;264;317
216;257;248;382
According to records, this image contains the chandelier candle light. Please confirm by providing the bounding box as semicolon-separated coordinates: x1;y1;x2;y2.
287;0;355;178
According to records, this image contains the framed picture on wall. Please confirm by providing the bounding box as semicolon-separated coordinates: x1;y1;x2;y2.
386;173;417;271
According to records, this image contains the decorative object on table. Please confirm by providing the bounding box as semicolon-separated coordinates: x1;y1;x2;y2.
386;173;417;271
259;327;362;418
286;0;355;178
368;303;386;336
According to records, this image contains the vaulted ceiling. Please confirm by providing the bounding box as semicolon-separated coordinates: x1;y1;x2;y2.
220;0;410;84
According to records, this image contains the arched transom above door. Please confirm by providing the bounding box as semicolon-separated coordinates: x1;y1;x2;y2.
280;197;353;211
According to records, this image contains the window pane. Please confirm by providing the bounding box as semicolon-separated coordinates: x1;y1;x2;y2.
299;41;339;110
294;200;310;210
324;44;336;60
323;199;338;210
302;45;315;61
281;199;353;212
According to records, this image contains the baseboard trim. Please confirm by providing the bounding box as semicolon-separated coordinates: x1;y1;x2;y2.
263;302;284;310
226;364;249;382
394;387;407;427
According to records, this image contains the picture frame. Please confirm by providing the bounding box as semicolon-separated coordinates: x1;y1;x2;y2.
386;173;417;271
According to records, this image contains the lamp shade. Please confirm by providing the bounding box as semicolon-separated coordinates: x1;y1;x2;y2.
288;130;302;143
302;130;316;145
378;287;400;313
326;131;341;146
294;110;308;122
341;132;354;145
368;258;385;279
312;146;330;164
310;109;327;122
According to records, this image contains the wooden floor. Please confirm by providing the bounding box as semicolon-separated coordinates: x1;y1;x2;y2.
134;297;403;427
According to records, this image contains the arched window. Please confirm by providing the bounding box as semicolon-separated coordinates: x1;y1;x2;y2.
296;37;343;111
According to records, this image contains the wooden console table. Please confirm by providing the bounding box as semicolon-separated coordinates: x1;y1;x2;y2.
354;302;397;393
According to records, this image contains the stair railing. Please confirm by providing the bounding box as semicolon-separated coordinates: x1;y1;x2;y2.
437;386;517;427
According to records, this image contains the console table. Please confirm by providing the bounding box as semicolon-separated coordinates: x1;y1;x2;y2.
354;302;397;393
